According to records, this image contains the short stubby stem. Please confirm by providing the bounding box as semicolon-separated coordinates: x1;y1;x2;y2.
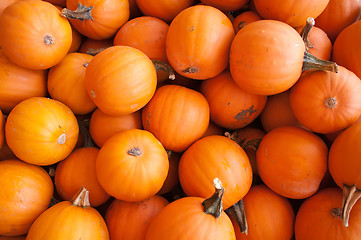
324;97;337;109
61;4;93;21
57;133;66;144
44;35;54;46
128;147;142;157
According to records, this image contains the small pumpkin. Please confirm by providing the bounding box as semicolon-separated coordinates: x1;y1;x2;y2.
78;37;113;56
232;11;262;33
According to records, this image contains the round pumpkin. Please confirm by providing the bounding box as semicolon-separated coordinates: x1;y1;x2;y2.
256;126;328;199
157;151;181;195
232;11;262;33
0;159;53;236
26;188;109;240
166;5;235;80
142;84;210;152
96;129;169;202
85;45;157;116
5;97;79;166
0;0;72;70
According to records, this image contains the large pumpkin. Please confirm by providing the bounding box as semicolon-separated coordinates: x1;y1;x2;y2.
5;97;79;166
142;84;210;152
0;159;53;236
0;0;72;70
166;5;235;80
85;46;157;116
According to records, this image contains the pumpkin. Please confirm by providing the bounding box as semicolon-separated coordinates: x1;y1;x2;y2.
48;52;96;115
0;0;18;15
231;184;295;240
0;236;26;240
136;0;194;23
145;178;236;240
96;129;169;202
166;5;235;80
229;19;338;95
158;151;181;195
200;0;249;12
68;25;83;53
200;70;267;129
232;11;262;33
54;147;111;207
0;49;47;114
0;109;4;149
0;159;53;236
142;84;210;152
202;121;226;138
315;0;361;42
89;108;143;148
178;135;253;210
62;0;129;40
78;37;113;56
0;0;72;70
289;66;361;134
26;188;109;239
5;97;79;166
105;195;169;240
256;126;328;199
253;0;329;28
328;122;361;227
85;45;157;116
295;187;361;239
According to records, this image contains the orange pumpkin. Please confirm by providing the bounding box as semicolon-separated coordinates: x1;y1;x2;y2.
0;109;4;149
200;0;249;11
0;0;18;15
146;178;236;239
289;66;361;134
26;188;109;239
256;126;328;199
253;0;329;28
200;70;267;129
85;46;157;116
0;159;53;236
202;121;226;138
158;151;181;195
62;0;129;40
96;129;169;202
89;108;143;147
105;195;169;240
54;147;111;207
44;0;66;7
136;0;194;23
78;37;113;56
178;135;253;210
295;187;361;239
0;50;47;114
166;5;235;80
48;52;96;115
232;11;262;33
142;84;210;152
0;236;26;240
5;97;79;166
0;0;72;70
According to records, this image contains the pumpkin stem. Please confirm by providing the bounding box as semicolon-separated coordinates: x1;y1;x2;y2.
182;66;199;74
57;133;66;144
331;207;342;218
128;147;142;157
152;60;175;80
324;97;337;109
86;47;110;56
78;118;96;148
300;17;315;51
72;187;91;208
225;131;261;151
238;21;246;31
43;35;54;46
225;199;248;235
302;51;338;73
61;3;93;21
202;178;225;218
340;184;361;227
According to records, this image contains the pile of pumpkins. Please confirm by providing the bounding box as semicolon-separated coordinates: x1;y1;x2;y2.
1;0;361;239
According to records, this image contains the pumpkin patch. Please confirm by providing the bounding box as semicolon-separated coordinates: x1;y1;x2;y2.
1;1;361;239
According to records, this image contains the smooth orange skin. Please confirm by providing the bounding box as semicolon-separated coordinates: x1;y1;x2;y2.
315;0;361;42
48;52;96;115
230;20;305;95
329;123;361;189
136;0;194;23
25;200;109;240
232;11;262;33
85;45;157;116
304;26;332;60
166;5;235;80
253;0;329;28
5;97;79;166
0;0;72;70
0;50;47;114
89;108;143;147
289;66;361;134
201;70;267;129
158;151;181;195
0;0;18;15
145;196;236;240
0;109;4;149
202;121;225;138
179;135;253;209
256;126;328;199
65;0;129;40
96;129;169;202
54;147;111;207
233;184;295;240
142;85;210;152
105;195;169;240
295;188;361;240
200;0;249;11
0;159;53;236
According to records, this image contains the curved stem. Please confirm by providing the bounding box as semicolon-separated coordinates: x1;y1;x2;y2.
62;3;93;21
72;187;91;208
302;51;338;73
225;199;248;235
341;184;361;227
202;178;225;218
300;17;315;51
152;60;175;80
